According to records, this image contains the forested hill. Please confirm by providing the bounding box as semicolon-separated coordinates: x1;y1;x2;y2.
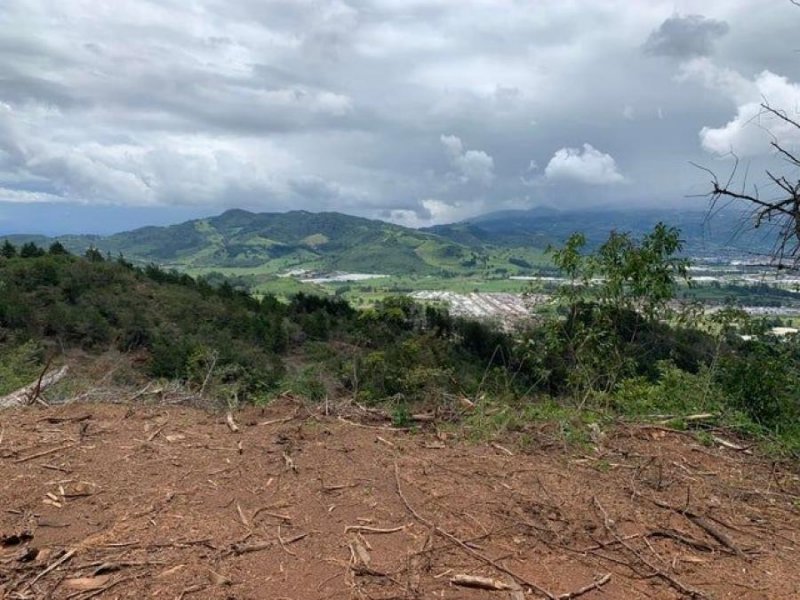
1;207;769;276
4;209;482;275
0;247;510;405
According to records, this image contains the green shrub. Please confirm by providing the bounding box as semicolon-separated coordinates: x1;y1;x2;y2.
611;361;722;416
716;337;800;428
0;341;44;395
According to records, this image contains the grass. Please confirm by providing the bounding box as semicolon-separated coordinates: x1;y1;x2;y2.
454;364;800;460
0;341;43;395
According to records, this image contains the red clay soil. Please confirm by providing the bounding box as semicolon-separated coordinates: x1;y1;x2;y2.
1;400;799;600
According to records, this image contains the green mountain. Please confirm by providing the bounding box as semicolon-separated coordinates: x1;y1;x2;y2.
49;209;485;276
423;207;772;260
2;207;772;285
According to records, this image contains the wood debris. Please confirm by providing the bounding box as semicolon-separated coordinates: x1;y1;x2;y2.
450;573;513;590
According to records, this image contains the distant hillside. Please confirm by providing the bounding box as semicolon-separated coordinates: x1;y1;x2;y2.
1;207;774;279
424;207;774;259
36;209;487;276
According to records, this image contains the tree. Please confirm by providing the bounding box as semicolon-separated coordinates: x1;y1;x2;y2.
84;246;105;262
48;241;69;255
551;223;689;319
702;104;800;269
19;242;45;258
1;240;16;259
537;224;692;399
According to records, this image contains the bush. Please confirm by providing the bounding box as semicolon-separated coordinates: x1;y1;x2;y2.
611;361;722;416
716;337;800;428
0;340;44;395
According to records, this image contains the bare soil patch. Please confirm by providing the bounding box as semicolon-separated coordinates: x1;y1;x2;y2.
1;400;799;599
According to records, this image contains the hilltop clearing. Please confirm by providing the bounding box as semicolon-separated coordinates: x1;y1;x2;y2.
1;399;799;599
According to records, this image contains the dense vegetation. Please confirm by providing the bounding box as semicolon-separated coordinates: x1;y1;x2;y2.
1;228;798;457
0;242;510;413
5;210;495;275
531;227;800;456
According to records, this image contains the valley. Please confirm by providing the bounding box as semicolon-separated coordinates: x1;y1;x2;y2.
4;206;800;325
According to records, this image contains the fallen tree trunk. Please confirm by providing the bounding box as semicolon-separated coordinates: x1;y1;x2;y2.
0;365;69;409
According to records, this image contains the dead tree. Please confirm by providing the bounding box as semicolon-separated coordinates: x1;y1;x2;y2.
700;101;800;270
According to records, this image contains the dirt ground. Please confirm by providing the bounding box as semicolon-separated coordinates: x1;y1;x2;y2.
1;399;799;600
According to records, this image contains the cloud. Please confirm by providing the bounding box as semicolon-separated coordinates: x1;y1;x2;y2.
644;14;729;58
440;134;495;186
545;144;625;185
676;57;754;104
679;61;800;156
0;0;797;229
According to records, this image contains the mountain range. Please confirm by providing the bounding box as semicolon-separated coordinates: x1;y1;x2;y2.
1;206;770;276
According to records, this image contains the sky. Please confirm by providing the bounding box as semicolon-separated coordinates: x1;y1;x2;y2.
1;0;799;234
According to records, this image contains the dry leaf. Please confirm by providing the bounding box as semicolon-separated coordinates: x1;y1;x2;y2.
208;569;231;586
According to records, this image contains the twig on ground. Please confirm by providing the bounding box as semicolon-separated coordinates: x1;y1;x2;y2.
236;502;251;529
14;443;77;463
490;442;514;456
39;414;92;424
650;498;747;559
26;547;77;589
283;451;297;473
656;413;717;425
225;412;240;433
229;532;307;557
147;418;169;442
337;416;409;432
277;526;297;557
252;507;292;523
592;496;710;599
711;436;752;453
259;408;300;427
41;463;72;473
394;461;558;600
67;575;136;600
344;525;405;535
450;574;512;590
177;583;208;599
557;573;611;600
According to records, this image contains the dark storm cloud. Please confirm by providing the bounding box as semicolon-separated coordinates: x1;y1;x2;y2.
0;0;797;230
644;14;729;58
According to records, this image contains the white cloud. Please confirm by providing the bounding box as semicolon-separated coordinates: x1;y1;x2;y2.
440;134;494;186
440;134;464;160
689;66;800;157
545;143;626;185
388;198;478;227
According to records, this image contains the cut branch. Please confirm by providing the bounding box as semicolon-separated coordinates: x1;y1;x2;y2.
0;365;69;409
